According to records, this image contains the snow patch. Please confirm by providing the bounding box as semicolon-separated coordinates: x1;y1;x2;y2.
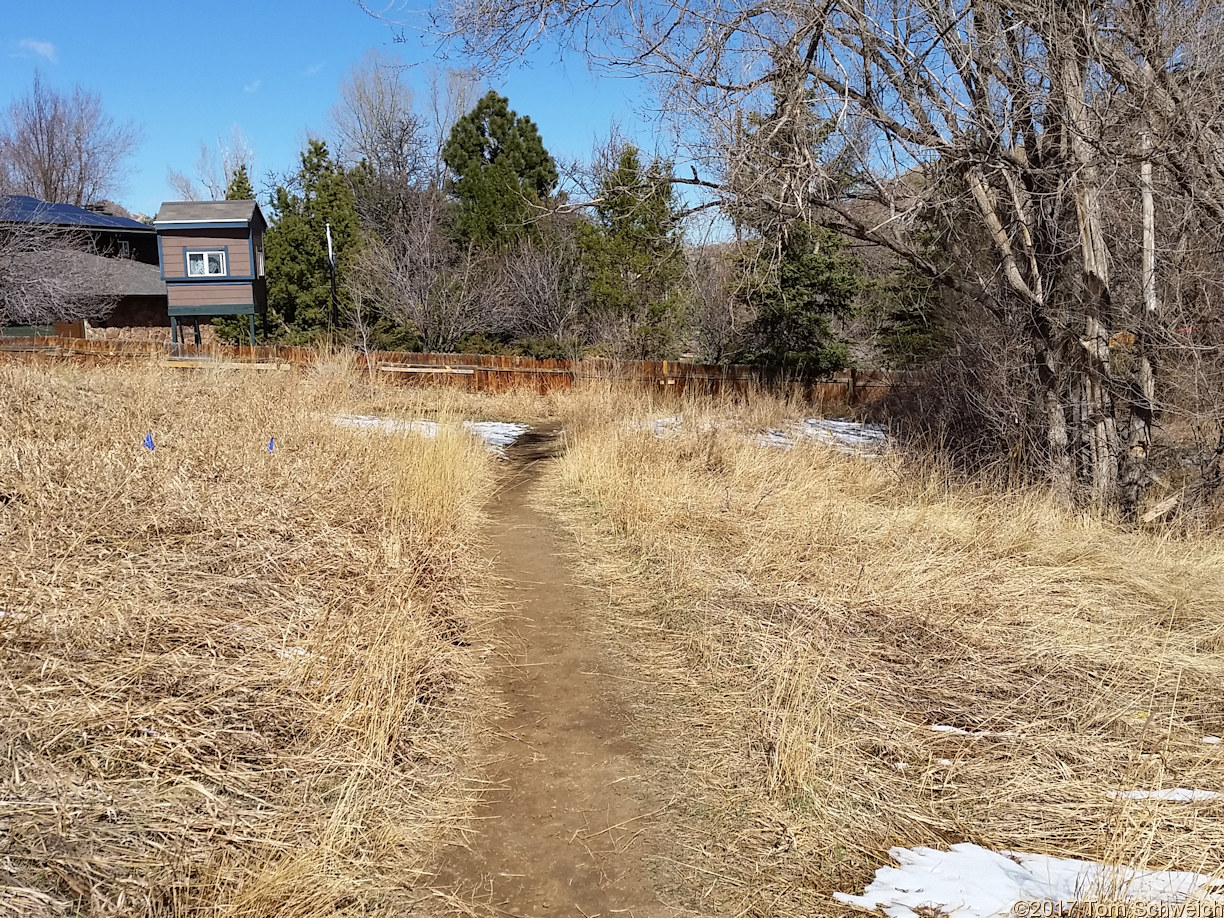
835;843;1216;918
1204;736;1221;745
931;724;1019;738
334;414;438;437
463;421;532;455
1109;788;1221;802
760;417;887;455
333;414;530;456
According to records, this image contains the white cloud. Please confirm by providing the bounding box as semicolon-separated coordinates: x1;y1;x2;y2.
18;39;57;63
244;79;262;93
305;60;326;76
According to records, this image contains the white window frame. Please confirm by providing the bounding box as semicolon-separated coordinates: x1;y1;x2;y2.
186;250;227;277
117;240;130;258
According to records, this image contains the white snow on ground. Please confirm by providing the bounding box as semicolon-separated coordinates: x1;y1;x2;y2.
930;724;1020;738
633;414;887;456
759;418;888;456
334;414;439;437
333;414;530;456
834;843;1217;918
463;421;532;454
1109;788;1221;802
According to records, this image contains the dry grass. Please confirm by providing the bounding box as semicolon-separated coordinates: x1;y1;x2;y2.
0;362;498;916
539;387;1224;914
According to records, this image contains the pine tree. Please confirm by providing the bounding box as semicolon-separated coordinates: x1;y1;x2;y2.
442;91;558;247
264;139;361;341
735;222;863;373
578;144;686;358
210;163;261;342
224;163;254;201
728;86;866;373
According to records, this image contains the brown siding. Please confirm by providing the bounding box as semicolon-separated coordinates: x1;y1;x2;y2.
167;283;254;307
161;229;252;279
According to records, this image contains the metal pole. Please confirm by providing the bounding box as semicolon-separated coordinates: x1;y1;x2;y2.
326;222;338;332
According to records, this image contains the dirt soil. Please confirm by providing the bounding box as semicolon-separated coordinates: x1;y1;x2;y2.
428;428;688;918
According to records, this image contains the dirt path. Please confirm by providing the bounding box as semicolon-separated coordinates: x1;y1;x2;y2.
431;429;678;918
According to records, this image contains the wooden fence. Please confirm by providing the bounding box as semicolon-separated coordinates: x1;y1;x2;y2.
0;336;896;404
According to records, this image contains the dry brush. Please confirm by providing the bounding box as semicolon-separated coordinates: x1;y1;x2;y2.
543;388;1224;913
0;362;496;916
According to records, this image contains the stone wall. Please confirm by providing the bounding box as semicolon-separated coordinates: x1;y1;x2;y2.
85;323;219;345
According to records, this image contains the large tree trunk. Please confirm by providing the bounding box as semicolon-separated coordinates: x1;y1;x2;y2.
1059;28;1122;507
1120;150;1158;516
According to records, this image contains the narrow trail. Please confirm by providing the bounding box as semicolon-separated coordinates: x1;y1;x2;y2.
432;428;677;918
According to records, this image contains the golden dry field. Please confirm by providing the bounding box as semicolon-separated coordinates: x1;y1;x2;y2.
0;361;496;916
4;362;1224;916
542;386;1224;913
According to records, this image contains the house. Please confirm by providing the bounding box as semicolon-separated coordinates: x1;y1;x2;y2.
0;195;165;336
153;200;267;346
0;195;159;265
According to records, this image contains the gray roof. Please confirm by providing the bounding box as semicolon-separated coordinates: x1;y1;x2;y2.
153;200;264;227
2;250;166;300
60;251;165;297
93;254;166;297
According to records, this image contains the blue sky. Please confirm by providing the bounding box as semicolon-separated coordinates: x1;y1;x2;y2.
0;2;644;218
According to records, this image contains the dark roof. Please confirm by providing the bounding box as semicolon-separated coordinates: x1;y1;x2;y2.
0;195;155;233
153;200;263;226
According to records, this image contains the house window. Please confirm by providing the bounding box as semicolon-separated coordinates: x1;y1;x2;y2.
117;240;130;258
187;250;226;277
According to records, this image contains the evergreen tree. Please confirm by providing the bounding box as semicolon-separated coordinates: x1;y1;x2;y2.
224;163;254;201
263;139;361;341
727;85;866;373
578;145;686;358
210;163;261;342
735;222;863;373
442;91;558;247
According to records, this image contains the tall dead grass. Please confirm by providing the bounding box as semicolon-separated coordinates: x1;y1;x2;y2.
542;387;1224;913
0;362;495;916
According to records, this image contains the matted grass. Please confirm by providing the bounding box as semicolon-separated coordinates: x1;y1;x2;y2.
540;387;1224;914
0;362;497;916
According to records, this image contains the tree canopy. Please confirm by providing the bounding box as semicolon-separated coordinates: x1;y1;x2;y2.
224;164;254;201
0;71;138;206
442;91;558;246
579;144;687;358
264;139;361;341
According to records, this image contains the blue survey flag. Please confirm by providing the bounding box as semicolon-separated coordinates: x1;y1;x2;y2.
268;437;275;452
142;432;155;451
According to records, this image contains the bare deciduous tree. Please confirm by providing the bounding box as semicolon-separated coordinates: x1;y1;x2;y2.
166;125;256;201
687;243;747;363
0;224;114;325
502;223;584;343
332;50;428;184
401;0;1224;513
424;66;483;190
0;71;139;206
351;190;506;350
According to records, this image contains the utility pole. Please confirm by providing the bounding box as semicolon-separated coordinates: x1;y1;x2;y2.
326;222;338;331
